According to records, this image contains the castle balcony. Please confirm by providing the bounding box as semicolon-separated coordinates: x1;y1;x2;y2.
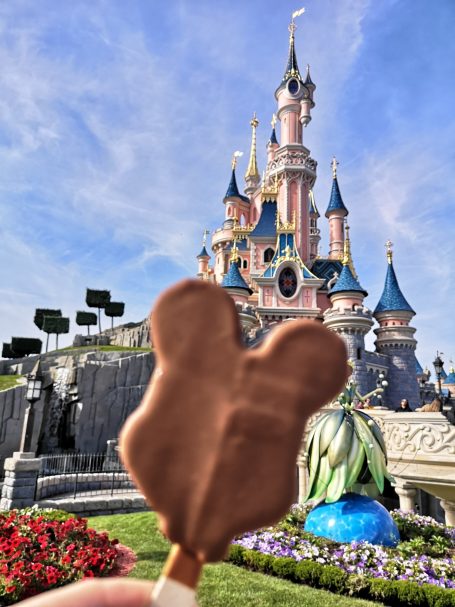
211;227;233;250
299;408;455;525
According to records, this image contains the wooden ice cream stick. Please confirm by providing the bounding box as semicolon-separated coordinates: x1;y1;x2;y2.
150;545;201;606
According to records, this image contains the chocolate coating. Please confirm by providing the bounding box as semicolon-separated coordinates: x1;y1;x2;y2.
120;279;347;562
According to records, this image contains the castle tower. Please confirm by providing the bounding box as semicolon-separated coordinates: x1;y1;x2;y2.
244;113;260;197
373;241;420;408
221;242;253;306
323;225;373;393
325;157;348;259
196;230;211;279
211;153;250;284
270;13;317;262
267;114;280;165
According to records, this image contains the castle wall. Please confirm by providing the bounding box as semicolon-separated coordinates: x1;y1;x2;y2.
379;345;420;409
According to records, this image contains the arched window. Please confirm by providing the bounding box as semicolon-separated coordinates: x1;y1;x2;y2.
240;214;246;226
243;259;248;269
227;207;232;217
264;248;274;263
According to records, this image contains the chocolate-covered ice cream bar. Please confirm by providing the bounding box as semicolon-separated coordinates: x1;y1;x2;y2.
120;279;348;605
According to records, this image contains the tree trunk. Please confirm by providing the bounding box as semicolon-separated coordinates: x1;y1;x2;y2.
87;324;90;336
46;333;49;353
56;333;59;350
111;317;114;331
98;308;101;333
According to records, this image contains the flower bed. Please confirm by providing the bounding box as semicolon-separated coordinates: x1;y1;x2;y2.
0;509;119;605
229;506;455;606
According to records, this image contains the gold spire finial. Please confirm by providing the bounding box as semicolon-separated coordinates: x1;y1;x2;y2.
230;237;240;263
331;156;339;179
271;113;277;129
231;150;243;170
245;113;260;181
385;240;393;264
342;221;358;278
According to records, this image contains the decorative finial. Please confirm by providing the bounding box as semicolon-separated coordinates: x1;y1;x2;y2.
202;229;210;246
342;223;351;266
271;113;277;129
385;240;393;264
230;237;240;263
245;114;260;181
231;150;243;170
289;7;305;38
331;156;339;179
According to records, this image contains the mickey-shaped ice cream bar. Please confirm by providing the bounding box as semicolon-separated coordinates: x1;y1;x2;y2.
120;279;348;606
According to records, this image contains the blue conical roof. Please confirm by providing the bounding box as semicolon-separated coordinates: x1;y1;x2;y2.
325;177;348;217
197;246;210;258
221;262;252;293
269;127;279;145
374;262;414;314
444;368;455;385
329;264;367;297
415;358;424;375
249;201;277;238
224;168;249;202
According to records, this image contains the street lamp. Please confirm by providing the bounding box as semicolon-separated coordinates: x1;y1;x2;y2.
19;360;43;453
433;353;444;398
375;372;388;405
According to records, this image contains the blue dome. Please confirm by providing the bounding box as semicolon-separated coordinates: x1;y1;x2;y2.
325;177;348;217
374;262;414;314
304;493;400;547
249;201;277;238
221;262;252;293
329;264;367;297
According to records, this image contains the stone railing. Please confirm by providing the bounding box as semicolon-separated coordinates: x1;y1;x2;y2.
298;408;455;525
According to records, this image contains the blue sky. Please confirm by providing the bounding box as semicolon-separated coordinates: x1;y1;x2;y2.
0;0;454;376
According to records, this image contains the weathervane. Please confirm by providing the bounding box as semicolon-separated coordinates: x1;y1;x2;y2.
289;7;305;37
271;113;277;129
385;240;393;264
231;150;243;170
331;156;339;179
202;229;210;247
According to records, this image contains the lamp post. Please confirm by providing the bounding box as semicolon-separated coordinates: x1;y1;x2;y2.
375;372;388;406
433;353;444;398
19;360;43;453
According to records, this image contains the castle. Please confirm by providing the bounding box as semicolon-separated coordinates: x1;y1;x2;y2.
196;15;420;410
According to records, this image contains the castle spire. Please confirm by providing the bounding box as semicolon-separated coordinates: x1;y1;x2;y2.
342;223;358;279
245;113;260;187
225;151;244;199
280;9;305;85
374;242;415;314
268;113;279;146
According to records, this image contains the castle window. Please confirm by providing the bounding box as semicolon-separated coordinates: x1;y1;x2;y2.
264;248;274;263
243;259;248;269
357;347;362;360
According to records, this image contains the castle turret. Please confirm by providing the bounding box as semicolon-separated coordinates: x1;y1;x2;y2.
197;230;210;280
266;114;280;165
326;157;348;259
221;242;253;306
244;113;260;196
323;225;373;393
373;241;419;408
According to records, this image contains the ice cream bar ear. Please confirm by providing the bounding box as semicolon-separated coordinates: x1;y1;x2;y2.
120;279;348;600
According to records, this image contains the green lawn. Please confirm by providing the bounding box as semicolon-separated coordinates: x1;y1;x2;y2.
88;512;381;607
0;374;22;391
59;345;151;353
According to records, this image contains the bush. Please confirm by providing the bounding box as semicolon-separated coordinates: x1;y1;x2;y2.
271;557;296;579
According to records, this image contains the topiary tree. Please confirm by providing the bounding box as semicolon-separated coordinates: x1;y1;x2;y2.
85;289;111;333
10;337;42;357
76;311;98;336
34;309;62;352
2;343;21;359
104;301;125;330
43;316;70;351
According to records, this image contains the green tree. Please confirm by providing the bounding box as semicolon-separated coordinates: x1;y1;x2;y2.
85;289;111;333
104;301;125;330
10;337;42;357
76;311;98;336
34;309;62;352
2;343;21;359
43;316;70;351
